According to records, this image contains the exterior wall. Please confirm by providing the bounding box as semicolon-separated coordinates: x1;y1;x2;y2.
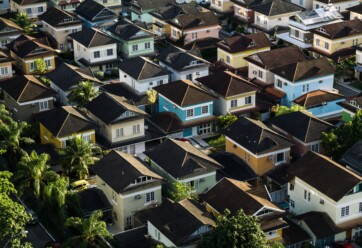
0;0;10;12
49;81;69;105
169;25;220;44
10;51;55;74
43;21;82;51
50;0;79;11
248;62;274;84
130;10;153;24
234;3;254;23
217;46;270;68
159;61;209;82
350;12;362;20
73;40;117;65
211;92;256;116
0;62;13;79
305;99;344;118
254;12;301;31
291;0;313;10
313;33;362;55
0;30;22;48
148;221;176;247
152;17;170;37
120;37;154;58
313;0;359;12
119;70;169;94
11;1;47;18
210;0;234;13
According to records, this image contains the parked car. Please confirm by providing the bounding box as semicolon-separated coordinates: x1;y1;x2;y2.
26;208;38;225
69;180;90;192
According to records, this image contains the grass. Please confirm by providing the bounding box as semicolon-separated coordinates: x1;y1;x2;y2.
349;81;362;91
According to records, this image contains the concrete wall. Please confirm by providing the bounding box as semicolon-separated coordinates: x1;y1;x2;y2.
43;21;82;51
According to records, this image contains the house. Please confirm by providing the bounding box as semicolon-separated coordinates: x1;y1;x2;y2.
269;111;334;157
153;79;216;137
167;11;221;45
156;44;209;82
216;32;271;68
337;95;362;122
10;0;47;19
313;0;359;13
0;17;23;48
84;92;150;153
288;151;362;247
129;0;173;26
107;19;155;58
340;140;362;176
293;90;345;118
118;57;170;95
210;0;234;14
224;116;294;176
144;138;223;194
90;150;163;231
310;19;362;61
39;7;82;52
6;34;56;74
75;0;117;29
50;0;81;11
277;7;343;49
36;106;97;148
45;62;101;105
94;0;121;14
264;163;293;204
69;28;119;73
347;4;362;20
0;50;13;80
270;58;335;106
0;0;10;13
354;45;362;80
196;70;260;116
245;46;308;86
232;0;268;25
0;75;55;121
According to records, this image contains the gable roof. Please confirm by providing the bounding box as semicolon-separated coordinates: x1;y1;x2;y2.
232;0;272;8
108;19;153;41
68;28;117;48
154;79;215;107
75;0;115;21
296;212;341;238
100;82;149;106
224;117;294;155
118;57;170;80
313;19;362;39
0;17;22;32
346;4;362;14
151;3;199;20
251;0;303;16
293;90;344;108
217;32;271;54
36;106;97;137
130;0;174;11
290;151;362;202
337;95;362;114
12;0;47;5
39;7;81;28
85;92;147;125
168;11;219;29
269;111;334;143
1;75;55;103
90;150;162;193
144;138;222;180
340;140;362;175
6;34;55;58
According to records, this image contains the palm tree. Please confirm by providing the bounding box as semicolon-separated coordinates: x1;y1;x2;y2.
59;136;101;179
11;12;36;34
68;81;99;108
0;104;13;125
65;210;111;248
42;176;69;208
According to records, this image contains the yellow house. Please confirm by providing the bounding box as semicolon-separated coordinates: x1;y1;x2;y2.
217;32;271;68
36;106;97;148
6;34;56;74
224;117;294;176
210;0;234;14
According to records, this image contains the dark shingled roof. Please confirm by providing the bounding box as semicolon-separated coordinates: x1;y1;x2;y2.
337;95;362;114
1;75;55;103
107;19;153;41
151;3;199;21
36;106;97;138
144;138;222;180
346;4;362;14
12;0;47;5
290;152;362;201
0;17;22;32
118;57;170;80
39;7;81;28
265;163;292;186
68;28;117;48
168;11;219;29
77;188;112;217
296;212;341;238
232;0;272;8
340;140;362;175
196;71;260;98
100;82;148;106
318;0;358;4
269;111;334;143
217;32;271;53
281;219;311;246
293;90;344;108
154;79;215;107
75;0;116;21
113;226;153;248
130;0;174;11
90;150;162;193
251;0;303;16
313;19;362;39
6;34;55;58
224;117;294;155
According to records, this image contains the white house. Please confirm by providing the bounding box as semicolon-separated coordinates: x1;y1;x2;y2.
11;0;47;19
313;0;359;12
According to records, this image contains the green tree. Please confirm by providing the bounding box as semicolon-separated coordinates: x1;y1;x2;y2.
146;89;157;104
197;209;270;248
34;58;48;74
333;55;356;83
64;210;111;248
271;104;306;117
0;104;13;125
68;81;99;108
169;181;195;202
11;12;36;34
208;135;225;150
217;114;237;130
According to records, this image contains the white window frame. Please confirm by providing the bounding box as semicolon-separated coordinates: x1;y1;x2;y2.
245;96;252;104
341;206;350;217
133;124;140;134
145;191;155;203
39;101;49;111
231;99;238;108
132;44;138;51
186;109;194;118
116;128;124;138
201;105;209;115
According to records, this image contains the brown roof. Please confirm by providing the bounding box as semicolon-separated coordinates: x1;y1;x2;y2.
168;11;219;30
217;33;271;54
0;17;23;31
313;19;362;39
293;90;344;108
6;34;55;58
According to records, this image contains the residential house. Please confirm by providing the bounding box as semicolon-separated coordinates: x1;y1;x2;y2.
6;34;56;74
264;163;292;204
310;19;362;61
245;46;308;86
144;138;223;194
90;150;163;231
36;106;97;148
210;0;234;14
340;140;362;176
270;58;335;106
313;0;359;13
354;45;362;80
216;32;271;68
153;79;216;137
39;7;82;52
293;90;345;118
347;4;362;20
232;0;268;25
337;95;362;122
168;11;220;45
94;0;122;14
1;75;55;121
156;44;210;82
75;0;117;29
118;57;170;94
10;0;47;19
0;17;23;48
196;70;260;116
277;7;343;49
85;92;150;153
50;0;81;12
224;116;294;176
0;50;13;80
107;19;155;58
269;111;334;158
45;62;101;105
69;28;119;72
129;0;173;25
288;151;362;247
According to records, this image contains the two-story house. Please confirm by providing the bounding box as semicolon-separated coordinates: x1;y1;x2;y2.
288;151;362;247
337;95;362;122
69;28;119;73
10;0;47;19
50;0;81;11
216;32;270;68
90;150;163;231
85;92;149;153
224;116;294;175
0;17;23;48
1;75;55;122
232;0;267;25
6;34;56;74
39;7;82;52
210;0;234;14
94;0;121;13
129;0;173;26
197;71;260;116
107;19;155;59
144;138;223;194
36;106;97;148
354;45;362;80
0;50;13;80
118;57;170;95
313;0;359;13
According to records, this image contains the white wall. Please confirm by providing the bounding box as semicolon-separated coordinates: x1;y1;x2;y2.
73;40;117;64
148;221;176;247
159;61;209;82
313;0;359;12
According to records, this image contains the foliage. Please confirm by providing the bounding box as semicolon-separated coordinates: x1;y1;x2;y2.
146;89;157;104
271;242;285;248
11;12;36;34
208;135;225;150
322;110;362;160
197;209;270;248
271;104;305;117
216;114;237;130
68;81;99;108
169;181;195;202
333;55;356;82
34;58;48;74
176;32;186;46
64;210;111;248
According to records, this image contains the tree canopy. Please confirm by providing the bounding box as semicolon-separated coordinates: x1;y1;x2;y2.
217;114;237;130
271;104;305;117
11;12;37;34
68;81;99;108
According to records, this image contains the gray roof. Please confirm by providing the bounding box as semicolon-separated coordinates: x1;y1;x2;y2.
118;57;170;80
340;140;362;175
68;28;117;48
168;11;219;29
108;19;153;41
130;0;174;11
251;0;303;16
39;7;81;28
75;0;115;21
151;3;199;20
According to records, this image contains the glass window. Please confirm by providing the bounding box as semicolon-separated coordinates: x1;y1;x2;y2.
1;67;8;74
276;152;284;162
133;124;140;134
226;55;230;64
186;74;192;80
316;39;320;46
30;62;35;71
126;216;132;227
45;59;51;67
132;44;138;51
38;6;43;12
325;42;329;49
277;79;282;88
245;96;252;104
310;143;319;152
258;70;263;78
94;51;100;58
231;99;237;108
145;42;150;49
26;8;32;14
201;105;209;114
39;101;48;111
290;199;295;208
186;109;194;118
116;128;124;137
146;192;155;203
341;206;350;217
107;49;113;56
82;134;91;143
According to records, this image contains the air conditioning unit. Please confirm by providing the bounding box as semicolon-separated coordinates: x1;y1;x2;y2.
268;155;274;161
135;194;141;200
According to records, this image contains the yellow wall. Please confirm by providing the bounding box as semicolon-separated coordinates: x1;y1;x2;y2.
313;34;362;54
152;17;171;36
210;0;234;13
217;47;270;68
10;51;55;74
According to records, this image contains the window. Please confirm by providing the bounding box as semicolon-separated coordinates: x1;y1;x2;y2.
107;49;113;56
226;55;230;64
94;51;100;58
146;192;155;203
310;143;319;152
302;84;309;92
26;8;32;14
201;105;209;114
82;134;91;143
186;109;194;118
192;32;198;40
38;6;43;12
199;123;212;134
126;216;132;228
231;99;237;108
316;39;320;46
276;152;284;162
299;0;303;5
325;42;329;49
0;67;8;75
157;80;163;86
39;101;48;111
45;59;51;67
341;206;350;217
218;0;221;6
30;62;35;71
359;202;362;213
290;199;295;208
186;74;192;80
245;96;252;104
145;42;150;49
257;16;260;23
316;4;319;8
304;190;311;202
116;128;124;137
258;70;263;78
72;28;77;33
133;124;140;134
294;29;300;38
132;44;138;51
112;190;117;203
277;79;282;88
61;140;66;148
172;29;177;37
289;183;294;191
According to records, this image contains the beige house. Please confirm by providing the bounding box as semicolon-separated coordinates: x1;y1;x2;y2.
210;0;234;14
0;50;13;80
11;0;47;19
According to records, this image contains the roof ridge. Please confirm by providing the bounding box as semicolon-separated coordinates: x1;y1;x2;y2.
56;109;70;137
180;83;190;106
225;74;233;97
16;78;31;102
87;29;98;48
137;58;149;80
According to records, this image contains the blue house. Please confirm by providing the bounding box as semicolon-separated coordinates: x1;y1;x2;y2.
270;58;335;107
151;79;216;138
